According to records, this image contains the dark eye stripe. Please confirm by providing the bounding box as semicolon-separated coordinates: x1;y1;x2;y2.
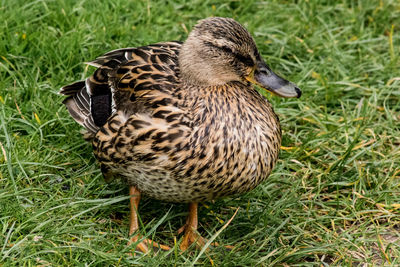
234;53;254;67
204;41;255;67
220;46;254;67
220;45;233;54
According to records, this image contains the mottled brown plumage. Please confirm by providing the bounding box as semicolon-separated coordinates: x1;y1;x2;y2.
60;17;301;252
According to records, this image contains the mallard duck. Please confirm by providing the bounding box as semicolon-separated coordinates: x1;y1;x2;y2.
60;17;301;252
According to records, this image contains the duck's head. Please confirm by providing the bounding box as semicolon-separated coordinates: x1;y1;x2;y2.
179;17;301;98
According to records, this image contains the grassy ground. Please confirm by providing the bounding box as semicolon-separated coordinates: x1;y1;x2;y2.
1;0;399;265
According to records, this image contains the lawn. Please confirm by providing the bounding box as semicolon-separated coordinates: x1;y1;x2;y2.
1;0;399;265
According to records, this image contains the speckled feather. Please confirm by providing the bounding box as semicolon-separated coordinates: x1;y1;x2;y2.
60;18;284;203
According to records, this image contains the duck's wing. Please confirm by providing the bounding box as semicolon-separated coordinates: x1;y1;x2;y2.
59;41;182;137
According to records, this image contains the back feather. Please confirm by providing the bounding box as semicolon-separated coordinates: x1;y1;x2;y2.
60;41;182;139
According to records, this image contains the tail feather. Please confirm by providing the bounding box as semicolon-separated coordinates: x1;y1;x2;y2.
60;80;99;135
59;81;86;96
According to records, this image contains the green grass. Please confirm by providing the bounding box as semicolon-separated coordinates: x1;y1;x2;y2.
1;0;400;265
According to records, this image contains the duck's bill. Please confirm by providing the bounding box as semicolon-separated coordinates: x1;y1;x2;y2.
248;62;302;98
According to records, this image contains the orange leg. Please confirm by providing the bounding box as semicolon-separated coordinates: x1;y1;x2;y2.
178;203;236;251
128;186;170;253
179;202;207;251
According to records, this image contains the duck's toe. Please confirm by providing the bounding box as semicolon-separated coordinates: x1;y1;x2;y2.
129;235;171;254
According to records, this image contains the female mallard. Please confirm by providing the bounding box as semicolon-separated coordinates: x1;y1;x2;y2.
60;17;301;252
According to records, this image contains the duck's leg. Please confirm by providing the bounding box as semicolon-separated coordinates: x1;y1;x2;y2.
178;203;237;251
179;202;207;251
128;186;171;253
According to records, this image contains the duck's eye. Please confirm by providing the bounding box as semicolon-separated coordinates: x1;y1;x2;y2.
234;54;254;67
220;46;233;54
219;46;254;67
204;41;255;67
